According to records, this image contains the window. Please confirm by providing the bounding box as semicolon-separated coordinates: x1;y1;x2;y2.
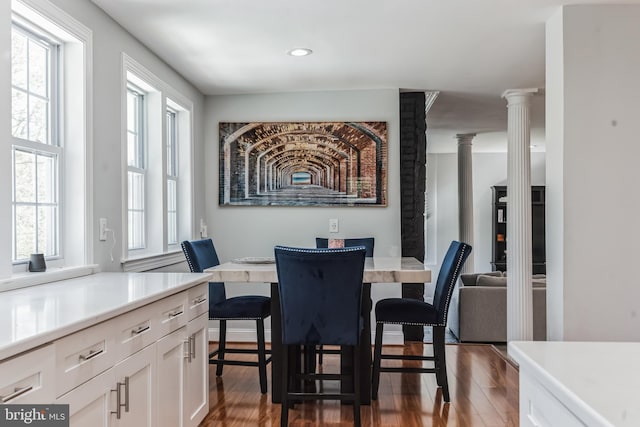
166;108;178;245
126;85;146;250
11;23;61;262
122;54;193;270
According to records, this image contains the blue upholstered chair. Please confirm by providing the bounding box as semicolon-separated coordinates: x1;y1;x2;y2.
274;245;366;427
314;237;374;366
181;239;271;393
371;240;471;402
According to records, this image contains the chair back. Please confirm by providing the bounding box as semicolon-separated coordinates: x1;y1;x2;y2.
433;241;472;325
315;237;375;257
181;239;226;308
274;246;366;346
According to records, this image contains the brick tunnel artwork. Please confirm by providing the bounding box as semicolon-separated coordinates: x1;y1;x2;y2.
219;122;387;206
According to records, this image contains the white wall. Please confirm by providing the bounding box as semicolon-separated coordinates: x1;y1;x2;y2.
0;0;11;278
204;89;404;342
426;150;546;294
546;5;640;341
40;0;206;271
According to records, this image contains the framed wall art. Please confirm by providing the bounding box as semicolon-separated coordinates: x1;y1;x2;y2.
219;121;387;206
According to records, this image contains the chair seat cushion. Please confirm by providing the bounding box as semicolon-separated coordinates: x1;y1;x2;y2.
210;295;270;320
375;298;440;326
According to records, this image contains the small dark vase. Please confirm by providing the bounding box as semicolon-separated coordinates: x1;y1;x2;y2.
28;253;46;272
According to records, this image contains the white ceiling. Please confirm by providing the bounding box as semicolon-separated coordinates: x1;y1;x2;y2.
90;0;636;152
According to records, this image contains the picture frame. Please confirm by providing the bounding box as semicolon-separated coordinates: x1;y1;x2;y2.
219;121;388;206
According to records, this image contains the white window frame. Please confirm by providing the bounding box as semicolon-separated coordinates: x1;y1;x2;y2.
126;83;146;251
2;0;94;285
121;54;194;272
166;107;178;246
10;22;62;262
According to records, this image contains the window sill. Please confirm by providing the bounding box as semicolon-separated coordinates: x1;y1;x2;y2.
121;250;185;272
0;265;100;292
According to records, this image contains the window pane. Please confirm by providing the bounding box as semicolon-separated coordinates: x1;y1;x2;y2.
11;31;27;90
12;88;28;139
28;39;48;97
128;171;145;250
14;149;36;203
37;153;56;203
37;205;57;256
15;205;36;260
127;132;137;167
167;179;177;245
127;91;136;132
29;95;49;144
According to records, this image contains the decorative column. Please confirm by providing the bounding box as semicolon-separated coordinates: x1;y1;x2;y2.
456;133;475;274
502;88;537;342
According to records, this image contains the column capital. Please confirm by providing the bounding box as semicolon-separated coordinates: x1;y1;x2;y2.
456;133;476;146
502;88;540;105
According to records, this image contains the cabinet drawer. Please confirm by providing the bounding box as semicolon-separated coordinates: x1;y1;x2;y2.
114;301;159;362
187;283;208;321
520;374;584;427
0;344;55;404
55;319;116;397
155;292;188;338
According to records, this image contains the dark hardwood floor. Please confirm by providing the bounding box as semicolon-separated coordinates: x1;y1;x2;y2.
198;342;519;426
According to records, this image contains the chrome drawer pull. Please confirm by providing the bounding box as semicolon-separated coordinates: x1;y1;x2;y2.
193;296;206;305
1;385;34;403
168;310;184;319
111;381;123;419
131;325;150;335
79;348;103;362
190;334;196;359
123;376;130;412
183;339;191;362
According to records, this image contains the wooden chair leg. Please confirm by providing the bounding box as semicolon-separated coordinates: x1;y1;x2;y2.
433;326;450;402
371;322;384;400
216;320;226;376
318;345;323;365
256;318;268;394
353;344;361;427
280;346;289;427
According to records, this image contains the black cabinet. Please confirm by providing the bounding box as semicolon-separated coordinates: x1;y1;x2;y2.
491;186;546;274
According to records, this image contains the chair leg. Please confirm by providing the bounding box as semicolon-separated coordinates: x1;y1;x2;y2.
216;320;226;376
318;344;323;365
433;326;450;402
353;344;361;427
256;318;268;394
371;322;384;400
280;346;289;427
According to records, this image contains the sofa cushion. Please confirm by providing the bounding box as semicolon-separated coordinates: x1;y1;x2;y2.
460;271;502;286
476;275;507;287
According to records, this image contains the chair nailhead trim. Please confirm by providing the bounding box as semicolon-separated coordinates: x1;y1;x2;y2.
274;245;366;254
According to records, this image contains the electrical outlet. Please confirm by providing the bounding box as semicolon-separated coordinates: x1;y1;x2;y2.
329;218;339;233
99;218;108;241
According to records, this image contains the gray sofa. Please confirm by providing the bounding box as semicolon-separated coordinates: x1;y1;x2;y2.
448;271;547;342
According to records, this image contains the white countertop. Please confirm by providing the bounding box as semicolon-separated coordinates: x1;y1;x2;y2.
206;256;431;283
0;272;211;362
509;341;640;427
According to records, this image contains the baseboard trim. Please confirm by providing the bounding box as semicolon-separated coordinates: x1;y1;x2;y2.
207;328;405;345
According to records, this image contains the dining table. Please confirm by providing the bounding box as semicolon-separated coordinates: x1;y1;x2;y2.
206;256;432;404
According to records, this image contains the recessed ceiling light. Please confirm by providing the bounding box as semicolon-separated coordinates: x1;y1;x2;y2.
288;48;313;57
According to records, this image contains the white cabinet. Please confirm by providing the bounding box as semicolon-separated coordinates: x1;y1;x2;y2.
1;277;209;427
113;344;156;427
56;366;115;427
0;344;54;404
156;311;209;427
183;312;208;427
156;326;187;427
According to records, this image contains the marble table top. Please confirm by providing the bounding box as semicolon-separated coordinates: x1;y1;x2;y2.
509;341;640;427
0;272;211;362
206;256;431;283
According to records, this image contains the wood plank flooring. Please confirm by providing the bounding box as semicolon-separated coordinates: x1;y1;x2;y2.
198;342;519;426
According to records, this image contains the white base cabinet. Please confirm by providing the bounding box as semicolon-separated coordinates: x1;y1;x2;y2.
2;280;209;427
